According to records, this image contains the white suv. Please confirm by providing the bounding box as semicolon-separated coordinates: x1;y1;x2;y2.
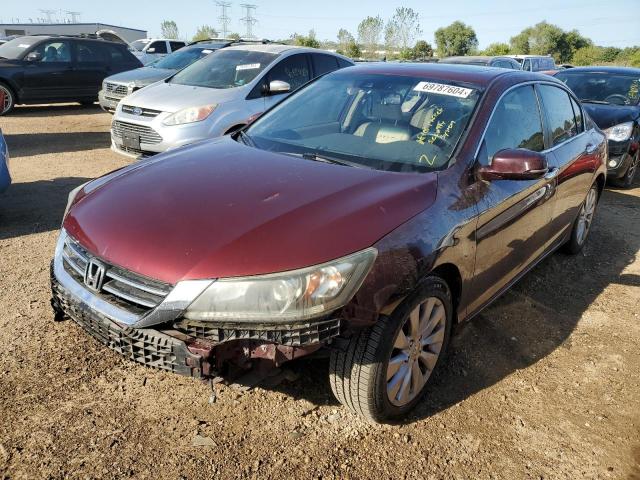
129;38;186;65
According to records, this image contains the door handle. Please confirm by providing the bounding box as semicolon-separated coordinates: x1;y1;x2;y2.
585;143;597;154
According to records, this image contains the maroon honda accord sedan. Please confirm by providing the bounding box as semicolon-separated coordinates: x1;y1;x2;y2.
51;63;607;422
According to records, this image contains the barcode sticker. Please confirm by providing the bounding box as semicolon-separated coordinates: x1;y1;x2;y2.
236;63;261;71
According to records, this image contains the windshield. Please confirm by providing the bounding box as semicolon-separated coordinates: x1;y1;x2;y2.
556;71;640;105
170;49;277;89
151;46;213;70
130;40;149;52
245;72;481;173
0;36;38;59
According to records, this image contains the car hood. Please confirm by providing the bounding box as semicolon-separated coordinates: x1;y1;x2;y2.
64;138;437;284
105;66;175;86
582;103;640;130
123;81;247;113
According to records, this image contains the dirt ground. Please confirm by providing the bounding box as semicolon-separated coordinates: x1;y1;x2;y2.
0;104;638;480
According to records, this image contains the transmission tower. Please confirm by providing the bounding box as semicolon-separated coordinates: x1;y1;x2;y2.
215;1;232;38
39;9;56;23
240;4;257;39
65;11;82;23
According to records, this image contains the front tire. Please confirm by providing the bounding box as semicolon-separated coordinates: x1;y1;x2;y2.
563;184;599;255
613;151;638;189
0;82;16;115
329;276;453;423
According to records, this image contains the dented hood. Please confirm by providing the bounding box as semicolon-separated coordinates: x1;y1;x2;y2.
64;138;437;284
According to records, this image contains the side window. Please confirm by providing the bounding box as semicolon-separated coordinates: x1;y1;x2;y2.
266;54;311;91
30;40;72;62
77;42;106;63
104;44;124;63
148;41;168;54
532;59;541;71
538;85;578;146
522;59;531;71
337;58;353;69
169;41;185;52
570;96;584;133
311;54;339;76
481;85;545;165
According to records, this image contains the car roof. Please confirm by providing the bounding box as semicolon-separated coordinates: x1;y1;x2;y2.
554;65;640;75
343;62;535;88
14;34;123;45
442;55;514;63
508;54;553;59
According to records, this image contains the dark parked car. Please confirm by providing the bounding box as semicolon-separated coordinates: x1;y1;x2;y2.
99;39;232;112
439;55;521;69
554;66;639;188
0;126;9;194
51;64;606;422
0;35;142;115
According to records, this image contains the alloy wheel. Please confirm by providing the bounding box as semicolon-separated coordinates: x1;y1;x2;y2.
576;187;597;245
626;152;638;183
387;297;446;406
0;85;11;114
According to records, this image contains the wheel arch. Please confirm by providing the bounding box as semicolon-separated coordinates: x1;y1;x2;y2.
430;262;462;322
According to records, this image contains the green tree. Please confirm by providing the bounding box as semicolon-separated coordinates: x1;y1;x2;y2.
571;45;620;66
337;28;355;55
412;40;433;60
385;7;421;51
228;32;241;41
357;16;383;58
482;42;510;56
294;30;321;49
510;22;592;62
345;40;362;59
192;25;219;42
160;20;180;39
434;21;478;57
615;47;640;67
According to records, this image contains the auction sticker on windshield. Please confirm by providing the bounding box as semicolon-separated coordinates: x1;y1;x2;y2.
236;63;261;71
413;82;474;98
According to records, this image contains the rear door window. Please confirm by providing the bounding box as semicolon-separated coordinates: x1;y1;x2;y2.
570;96;584;133
311;53;339;76
538;85;578;146
266;54;311;91
76;42;106;63
148;41;168;54
481;85;545;165
169;41;185;52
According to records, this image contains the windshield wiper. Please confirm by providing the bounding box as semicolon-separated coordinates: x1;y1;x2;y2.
283;151;364;168
238;130;255;147
580;98;610;105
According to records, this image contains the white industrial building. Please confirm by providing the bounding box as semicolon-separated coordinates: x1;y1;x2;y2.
0;23;147;44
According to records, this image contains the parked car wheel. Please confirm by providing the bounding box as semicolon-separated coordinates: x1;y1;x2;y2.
0;82;15;115
563;184;599;255
329;276;453;422
614;151;638;189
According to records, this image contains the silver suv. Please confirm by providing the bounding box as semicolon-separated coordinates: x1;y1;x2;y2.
110;44;353;158
129;38;186;65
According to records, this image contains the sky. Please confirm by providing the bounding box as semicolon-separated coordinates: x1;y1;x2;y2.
2;0;639;48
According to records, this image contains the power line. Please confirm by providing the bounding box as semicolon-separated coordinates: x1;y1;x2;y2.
240;4;258;39
65;11;82;23
216;1;232;38
39;9;56;23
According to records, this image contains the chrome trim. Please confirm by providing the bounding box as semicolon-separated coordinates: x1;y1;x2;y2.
102;283;157;308
105;270;168;297
54;230;214;328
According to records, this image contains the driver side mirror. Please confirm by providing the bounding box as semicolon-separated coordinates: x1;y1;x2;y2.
477;148;548;181
26;51;42;62
146;47;156;54
263;80;291;96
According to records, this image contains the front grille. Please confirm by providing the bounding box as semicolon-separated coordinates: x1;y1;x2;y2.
112;120;162;144
51;274;203;378
62;235;172;315
173;319;341;346
121;104;162;118
105;82;128;99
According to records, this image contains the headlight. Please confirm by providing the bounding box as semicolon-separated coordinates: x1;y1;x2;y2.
605;122;633;142
183;248;377;323
162;105;217;126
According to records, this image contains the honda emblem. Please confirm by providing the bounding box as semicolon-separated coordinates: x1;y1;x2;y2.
84;259;106;292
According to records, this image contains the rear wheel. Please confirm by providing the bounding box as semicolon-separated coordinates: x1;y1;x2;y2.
563;184;599;255
329;276;453;423
0;82;15;115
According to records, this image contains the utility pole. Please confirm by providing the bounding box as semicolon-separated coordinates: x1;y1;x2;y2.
65;11;82;23
39;9;56;23
239;4;257;39
215;1;232;39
